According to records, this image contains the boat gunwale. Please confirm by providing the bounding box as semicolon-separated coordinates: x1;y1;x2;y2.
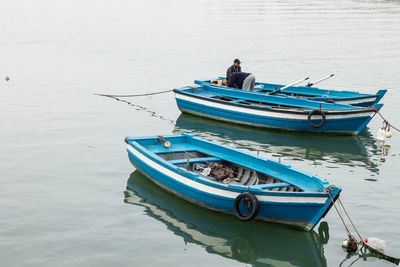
125;135;336;197
173;87;380;116
127;144;331;206
196;78;384;99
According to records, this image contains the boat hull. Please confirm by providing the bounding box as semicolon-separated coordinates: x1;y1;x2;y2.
126;143;341;231
175;92;380;135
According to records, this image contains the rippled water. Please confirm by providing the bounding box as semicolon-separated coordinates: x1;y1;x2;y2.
1;0;400;266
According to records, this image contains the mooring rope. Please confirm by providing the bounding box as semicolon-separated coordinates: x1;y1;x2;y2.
327;187;400;265
326;188;353;238
94;89;173;98
101;95;175;126
374;109;400;133
337;198;364;243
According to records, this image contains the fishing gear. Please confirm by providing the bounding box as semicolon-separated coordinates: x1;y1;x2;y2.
306;74;334;87
268;77;309;95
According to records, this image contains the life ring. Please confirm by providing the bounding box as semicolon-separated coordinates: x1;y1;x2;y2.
307;109;326;128
233;192;259;221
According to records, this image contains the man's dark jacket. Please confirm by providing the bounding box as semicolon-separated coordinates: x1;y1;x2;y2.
226;65;241;81
227;72;250;89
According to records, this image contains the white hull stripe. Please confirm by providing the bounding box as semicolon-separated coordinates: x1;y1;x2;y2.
127;145;327;204
175;94;373;120
335;96;377;105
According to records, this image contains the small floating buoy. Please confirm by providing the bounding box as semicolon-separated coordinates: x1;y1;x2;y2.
5;76;10;81
341;236;358;252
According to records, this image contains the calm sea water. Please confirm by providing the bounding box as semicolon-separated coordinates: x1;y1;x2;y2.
1;0;400;266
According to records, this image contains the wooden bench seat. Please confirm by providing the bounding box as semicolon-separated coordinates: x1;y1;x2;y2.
168;157;221;165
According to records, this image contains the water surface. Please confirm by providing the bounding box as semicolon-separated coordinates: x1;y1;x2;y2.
1;0;400;266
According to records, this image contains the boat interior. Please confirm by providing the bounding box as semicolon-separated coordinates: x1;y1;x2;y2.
181;84;362;112
195;88;311;110
210;79;316;98
209;94;307;110
207;78;373;99
156;149;302;192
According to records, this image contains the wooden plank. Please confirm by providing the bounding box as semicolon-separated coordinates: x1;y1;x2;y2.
168;157;221;165
254;182;290;189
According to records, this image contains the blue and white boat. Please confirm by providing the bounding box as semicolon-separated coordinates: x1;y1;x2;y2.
194;78;387;107
125;133;341;231
174;84;383;135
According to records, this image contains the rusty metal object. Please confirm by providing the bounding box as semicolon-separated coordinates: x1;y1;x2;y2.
346;235;359;252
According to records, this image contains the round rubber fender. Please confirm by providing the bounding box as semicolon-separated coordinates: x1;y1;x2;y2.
233;192;259;221
307;109;326;128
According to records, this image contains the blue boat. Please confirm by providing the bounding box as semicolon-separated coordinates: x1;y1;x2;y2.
194;78;387;107
125;133;341;231
174;84;383;135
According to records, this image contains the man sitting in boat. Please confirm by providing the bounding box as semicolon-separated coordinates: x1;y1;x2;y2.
226;58;242;82
227;72;256;91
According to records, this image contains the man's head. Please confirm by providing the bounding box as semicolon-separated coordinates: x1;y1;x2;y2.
233;58;241;67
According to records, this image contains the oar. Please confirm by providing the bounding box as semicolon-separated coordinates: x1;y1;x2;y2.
306;74;334;87
268;77;309;95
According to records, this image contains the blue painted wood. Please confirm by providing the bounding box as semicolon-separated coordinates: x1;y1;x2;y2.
195;78;387;107
253;183;290;189
125;134;342;230
168;157;221;165
174;85;383;135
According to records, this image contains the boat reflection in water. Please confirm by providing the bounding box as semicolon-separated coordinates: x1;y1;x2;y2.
173;113;380;174
124;171;329;266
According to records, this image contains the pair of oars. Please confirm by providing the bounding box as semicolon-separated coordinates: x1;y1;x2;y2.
268;74;334;95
